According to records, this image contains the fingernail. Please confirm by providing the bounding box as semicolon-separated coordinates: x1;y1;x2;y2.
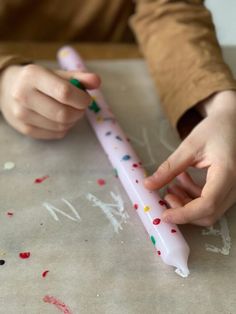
144;175;155;183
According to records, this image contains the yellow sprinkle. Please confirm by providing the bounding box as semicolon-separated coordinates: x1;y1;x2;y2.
96;116;103;123
144;206;150;212
59;50;69;57
92;96;97;101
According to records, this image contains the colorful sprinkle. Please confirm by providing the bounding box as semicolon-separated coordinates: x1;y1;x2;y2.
157;250;161;256
59;50;69;58
115;135;122;141
135;179;139;184
153;218;161;225
144;206;150;212
19;252;30;259
0;260;5;266
122;155;131;161
150;235;156;245
42;270;49;278
97;179;106;186
126;138;131;142
69;78;85;90
159;200;168;207
34;176;49;184
132;163;138;168
133;204;138;210
96;116;103;122
43;295;72;314
105;131;112;136
89;100;101;113
7;212;14;217
171;229;177;233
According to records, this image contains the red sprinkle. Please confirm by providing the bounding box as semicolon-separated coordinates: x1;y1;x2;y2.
7;212;14;217
132;163;139;168
133;204;138;210
43;295;72;314
139;161;142;165
34;176;49;184
157;251;161;256
42;270;49;278
153;218;161;225
97;179;106;186
19;252;30;259
159;200;168;208
171;229;177;233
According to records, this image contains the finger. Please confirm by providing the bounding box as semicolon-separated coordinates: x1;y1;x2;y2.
15;107;75;132
164;193;184;209
161;197;208;224
22;90;84;124
162;166;233;224
167;184;192;205
55;70;101;90
24;65;92;110
202;165;233;205
144;140;196;190
176;172;202;198
15;123;67;140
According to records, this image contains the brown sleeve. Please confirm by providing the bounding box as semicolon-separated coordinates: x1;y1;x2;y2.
130;0;236;130
0;54;31;72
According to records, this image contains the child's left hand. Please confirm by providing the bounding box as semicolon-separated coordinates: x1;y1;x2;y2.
144;91;236;226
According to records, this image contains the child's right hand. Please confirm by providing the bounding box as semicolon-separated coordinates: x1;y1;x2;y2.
0;64;100;139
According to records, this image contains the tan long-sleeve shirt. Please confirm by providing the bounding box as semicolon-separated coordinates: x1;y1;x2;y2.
0;0;235;129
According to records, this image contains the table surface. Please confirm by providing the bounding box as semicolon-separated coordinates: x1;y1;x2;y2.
0;44;236;314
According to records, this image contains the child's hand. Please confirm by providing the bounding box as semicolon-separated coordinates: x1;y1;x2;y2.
0;64;100;139
145;91;236;226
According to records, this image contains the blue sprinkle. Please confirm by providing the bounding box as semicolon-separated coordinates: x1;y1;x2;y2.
122;155;131;161
116;135;123;141
105;131;112;136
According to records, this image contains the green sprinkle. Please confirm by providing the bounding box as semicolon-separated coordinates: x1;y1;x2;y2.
150;235;156;245
89;100;101;113
69;78;86;90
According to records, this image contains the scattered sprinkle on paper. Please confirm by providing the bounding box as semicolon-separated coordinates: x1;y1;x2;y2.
34;176;49;184
7;211;14;217
97;179;106;186
42;270;49;278
19;252;30;259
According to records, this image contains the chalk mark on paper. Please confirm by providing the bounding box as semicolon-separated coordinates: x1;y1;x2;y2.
86;191;129;233
43;198;81;222
202;216;231;255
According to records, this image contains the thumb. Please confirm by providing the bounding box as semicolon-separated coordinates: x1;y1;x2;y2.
55;70;101;90
144;141;195;190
